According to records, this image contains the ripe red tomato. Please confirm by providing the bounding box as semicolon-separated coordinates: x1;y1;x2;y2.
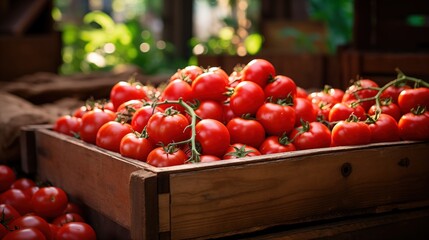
79;108;116;144
0;165;16;192
56;222;96;240
159;79;194;113
331;120;371;146
146;109;191;145
328;102;366;122
31;186;68;219
146;146;187;167
229;81;266;116
366;113;400;143
308;86;344;105
241;59;276;88
222;101;236;125
52;213;85;227
293;97;317;126
398;108;429;141
223;143;261;159
0;203;21;227
313;102;332;122
256;102;296;136
2;227;47;240
131;105;162;133
191;71;229;102
96;121;133;152
53;115;82;137
10;215;52;240
227;117;266;149
192;100;224;122
264;75;297;102
170;65;203;83
397;87;429;114
11;178;36;191
195;119;230;158
368;101;402;122
0;188;32;215
289;122;331;150
120;132;154;162
380;83;411;103
296;87;308;99
110;80;148;111
259;135;296;154
116;99;146;118
342;79;379;111
199;155;222;163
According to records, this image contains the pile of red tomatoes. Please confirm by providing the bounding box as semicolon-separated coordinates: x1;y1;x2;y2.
0;165;96;240
53;59;429;167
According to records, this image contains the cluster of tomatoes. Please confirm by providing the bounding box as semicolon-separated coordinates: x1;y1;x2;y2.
0;165;96;240
53;59;429;167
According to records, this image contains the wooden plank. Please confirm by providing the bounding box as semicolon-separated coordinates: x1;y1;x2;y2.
129;170;159;240
167;142;429;239
361;52;429;76
235;207;429;239
34;128;146;229
19;124;52;175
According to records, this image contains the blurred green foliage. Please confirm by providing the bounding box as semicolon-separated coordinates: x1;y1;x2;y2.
57;10;184;75
308;0;354;53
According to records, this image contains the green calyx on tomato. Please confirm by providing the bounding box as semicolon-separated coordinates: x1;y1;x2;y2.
411;105;427;115
224;144;256;159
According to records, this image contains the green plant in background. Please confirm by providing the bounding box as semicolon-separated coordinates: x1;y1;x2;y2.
308;0;354;53
57;10;183;75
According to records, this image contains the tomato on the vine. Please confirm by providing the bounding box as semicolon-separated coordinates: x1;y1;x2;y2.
397;87;429;114
191;71;229;102
368;100;402;122
366;113;400;143
229;81;265;116
192;100;224;122
259;135;296;154
159;79;194;113
398;107;429;141
120;132;154;162
53;115;82;137
328;102;366;122
146;146;187;167
289;121;331;150
331;118;371;147
223;143;261;159
96;121;133;152
79;108;116;144
110;80;148;111
146;108;191;145
169;65;203;83
293;97;317;127
131;105;162;133
256;102;296;136
195;119;230;158
241;59;276;88
264;75;297;102
226;117;266;149
380;82;411;103
342;79;379;111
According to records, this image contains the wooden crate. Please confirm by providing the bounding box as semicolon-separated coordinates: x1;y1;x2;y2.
21;126;429;239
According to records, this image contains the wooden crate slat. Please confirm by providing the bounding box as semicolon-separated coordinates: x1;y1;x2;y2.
167;142;429;239
35;128;145;229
